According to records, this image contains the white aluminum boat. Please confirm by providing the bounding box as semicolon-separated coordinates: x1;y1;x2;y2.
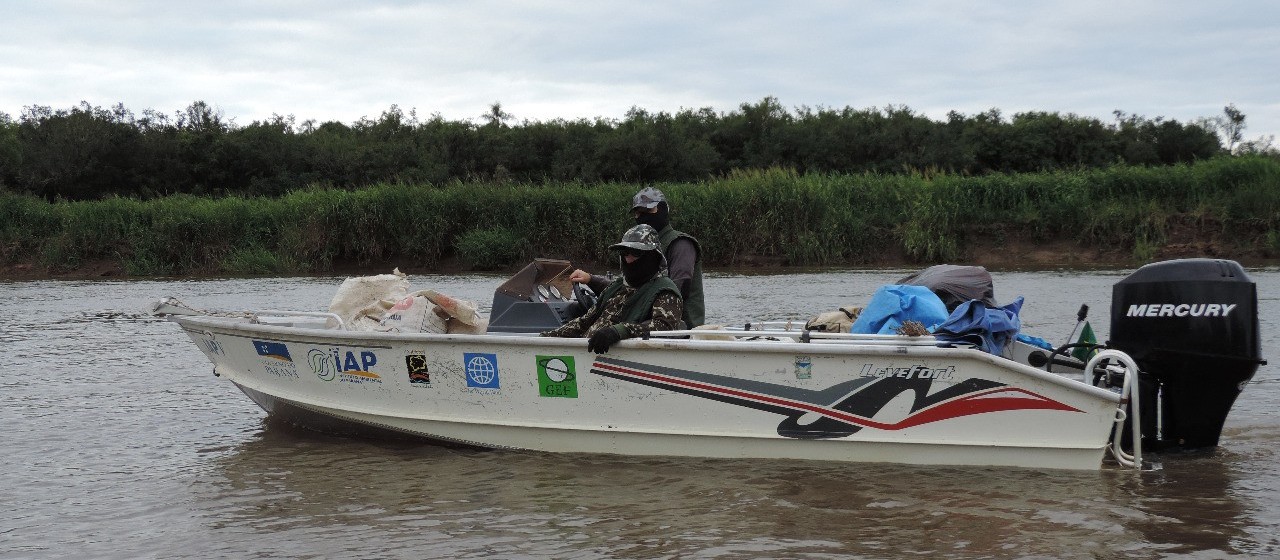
157;308;1143;471
155;258;1266;471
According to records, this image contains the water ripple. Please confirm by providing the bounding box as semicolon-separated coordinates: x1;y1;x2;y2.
2;272;1278;559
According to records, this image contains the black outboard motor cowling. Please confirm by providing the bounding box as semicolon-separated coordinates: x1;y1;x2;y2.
1110;259;1264;449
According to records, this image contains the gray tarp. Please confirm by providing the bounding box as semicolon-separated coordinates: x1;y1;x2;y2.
897;264;997;311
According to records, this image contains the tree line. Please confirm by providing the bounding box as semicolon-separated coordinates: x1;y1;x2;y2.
0;97;1256;201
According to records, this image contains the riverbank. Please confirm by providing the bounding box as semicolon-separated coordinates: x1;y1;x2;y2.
4;233;1274;282
3;157;1278;280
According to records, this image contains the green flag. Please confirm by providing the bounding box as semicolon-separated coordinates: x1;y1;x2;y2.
1072;321;1098;362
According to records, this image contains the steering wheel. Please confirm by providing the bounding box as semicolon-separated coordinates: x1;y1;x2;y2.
572;282;598;313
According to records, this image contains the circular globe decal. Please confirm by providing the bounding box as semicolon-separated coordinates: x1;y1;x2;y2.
467;355;496;385
544;358;570;382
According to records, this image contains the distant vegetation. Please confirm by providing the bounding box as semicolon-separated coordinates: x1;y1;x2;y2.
1;97;1271;201
2;157;1277;276
2;98;1275;275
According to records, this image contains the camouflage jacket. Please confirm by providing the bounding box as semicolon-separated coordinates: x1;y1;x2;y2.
540;283;684;340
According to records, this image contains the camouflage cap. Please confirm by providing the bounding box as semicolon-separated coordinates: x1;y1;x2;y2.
631;186;667;211
609;224;663;253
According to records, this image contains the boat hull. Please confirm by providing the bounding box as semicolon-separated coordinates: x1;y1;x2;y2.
178;316;1122;470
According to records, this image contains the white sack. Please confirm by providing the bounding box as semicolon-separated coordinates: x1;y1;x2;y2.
379;294;449;334
327;268;410;330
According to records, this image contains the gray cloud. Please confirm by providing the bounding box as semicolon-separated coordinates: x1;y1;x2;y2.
1;0;1276;142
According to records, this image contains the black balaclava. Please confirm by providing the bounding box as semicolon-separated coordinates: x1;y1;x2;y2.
635;202;670;231
621;250;663;287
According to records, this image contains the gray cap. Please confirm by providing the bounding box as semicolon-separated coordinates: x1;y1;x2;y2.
631;187;667;211
609;224;663;253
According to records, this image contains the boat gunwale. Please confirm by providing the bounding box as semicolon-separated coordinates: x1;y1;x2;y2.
172;314;1123;403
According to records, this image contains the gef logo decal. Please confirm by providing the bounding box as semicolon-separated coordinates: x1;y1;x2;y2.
537;355;578;398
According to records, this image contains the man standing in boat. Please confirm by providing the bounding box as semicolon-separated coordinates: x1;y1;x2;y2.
569;186;705;328
543;224;684;353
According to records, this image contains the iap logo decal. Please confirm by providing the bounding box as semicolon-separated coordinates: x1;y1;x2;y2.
308;347;382;384
464;352;500;389
200;335;225;357
537;355;577;398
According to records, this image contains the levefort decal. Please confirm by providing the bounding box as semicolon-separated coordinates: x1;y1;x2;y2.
859;364;955;381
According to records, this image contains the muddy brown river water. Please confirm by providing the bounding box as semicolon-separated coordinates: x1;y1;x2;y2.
2;268;1277;558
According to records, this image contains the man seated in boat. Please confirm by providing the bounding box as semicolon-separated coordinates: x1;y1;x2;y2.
568;187;705;327
541;224;684;353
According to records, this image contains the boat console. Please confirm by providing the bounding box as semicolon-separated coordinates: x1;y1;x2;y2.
487;259;594;334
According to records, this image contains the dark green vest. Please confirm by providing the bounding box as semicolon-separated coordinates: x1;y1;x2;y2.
596;275;681;325
657;225;705;327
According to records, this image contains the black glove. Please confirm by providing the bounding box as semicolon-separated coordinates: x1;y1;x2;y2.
587;326;623;354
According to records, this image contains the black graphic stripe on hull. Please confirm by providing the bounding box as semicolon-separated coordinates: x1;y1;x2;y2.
590;365;797;417
591;359;1083;432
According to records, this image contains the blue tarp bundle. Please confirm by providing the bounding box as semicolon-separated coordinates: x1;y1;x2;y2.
848;281;1033;356
933;297;1026;355
849;285;950;335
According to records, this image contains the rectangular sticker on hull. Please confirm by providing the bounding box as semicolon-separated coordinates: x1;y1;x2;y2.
537;355;578;398
406;352;430;385
307;347;382;384
253;339;299;378
463;353;500;389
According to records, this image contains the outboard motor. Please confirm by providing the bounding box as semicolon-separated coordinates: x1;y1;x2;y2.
1109;259;1265;449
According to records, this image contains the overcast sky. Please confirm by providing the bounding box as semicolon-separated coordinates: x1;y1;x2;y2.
2;1;1277;144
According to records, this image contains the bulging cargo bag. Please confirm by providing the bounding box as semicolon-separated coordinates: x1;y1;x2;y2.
327;269;411;330
420;289;488;334
380;289;488;334
326;269;488;333
379;292;449;334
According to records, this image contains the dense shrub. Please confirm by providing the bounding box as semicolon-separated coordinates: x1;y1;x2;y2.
3;156;1277;275
455;227;526;270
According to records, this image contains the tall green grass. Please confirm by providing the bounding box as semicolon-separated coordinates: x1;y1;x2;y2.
2;156;1277;276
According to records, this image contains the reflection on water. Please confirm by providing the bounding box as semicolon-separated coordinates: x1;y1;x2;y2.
209;424;1105;558
2;270;1278;558
201;420;1271;559
1120;453;1246;554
